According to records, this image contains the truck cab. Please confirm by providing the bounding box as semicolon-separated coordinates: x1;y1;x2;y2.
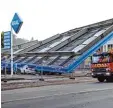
91;52;113;82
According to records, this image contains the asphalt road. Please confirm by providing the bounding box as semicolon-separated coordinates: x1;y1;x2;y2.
2;82;113;108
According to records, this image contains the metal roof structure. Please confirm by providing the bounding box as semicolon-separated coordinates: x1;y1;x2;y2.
1;18;113;73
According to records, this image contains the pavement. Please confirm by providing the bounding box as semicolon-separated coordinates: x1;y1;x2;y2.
2;82;113;108
1;77;96;91
1;72;93;91
1;71;90;80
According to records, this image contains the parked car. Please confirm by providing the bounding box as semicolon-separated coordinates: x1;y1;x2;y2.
18;65;36;75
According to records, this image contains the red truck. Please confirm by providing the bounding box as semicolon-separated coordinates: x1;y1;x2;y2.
91;50;113;82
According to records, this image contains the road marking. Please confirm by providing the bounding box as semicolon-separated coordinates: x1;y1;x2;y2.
2;87;113;104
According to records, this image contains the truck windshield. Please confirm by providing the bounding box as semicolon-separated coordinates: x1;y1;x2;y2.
92;55;110;63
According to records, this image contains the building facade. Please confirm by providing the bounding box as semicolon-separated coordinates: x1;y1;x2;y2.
103;38;113;52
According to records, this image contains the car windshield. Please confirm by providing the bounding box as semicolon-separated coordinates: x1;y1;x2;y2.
92;55;110;63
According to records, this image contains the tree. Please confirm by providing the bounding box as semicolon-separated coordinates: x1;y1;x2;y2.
1;32;4;48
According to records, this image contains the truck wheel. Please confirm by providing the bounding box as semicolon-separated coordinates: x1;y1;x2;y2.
97;77;105;82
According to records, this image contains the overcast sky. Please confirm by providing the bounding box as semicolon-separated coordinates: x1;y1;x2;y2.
0;0;113;41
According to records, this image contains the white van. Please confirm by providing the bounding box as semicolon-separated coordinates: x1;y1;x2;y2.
19;65;36;75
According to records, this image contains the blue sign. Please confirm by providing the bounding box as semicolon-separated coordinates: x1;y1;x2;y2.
4;31;11;49
11;13;23;34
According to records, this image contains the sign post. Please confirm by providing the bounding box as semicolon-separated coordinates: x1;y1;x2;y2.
11;27;13;76
10;13;23;77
